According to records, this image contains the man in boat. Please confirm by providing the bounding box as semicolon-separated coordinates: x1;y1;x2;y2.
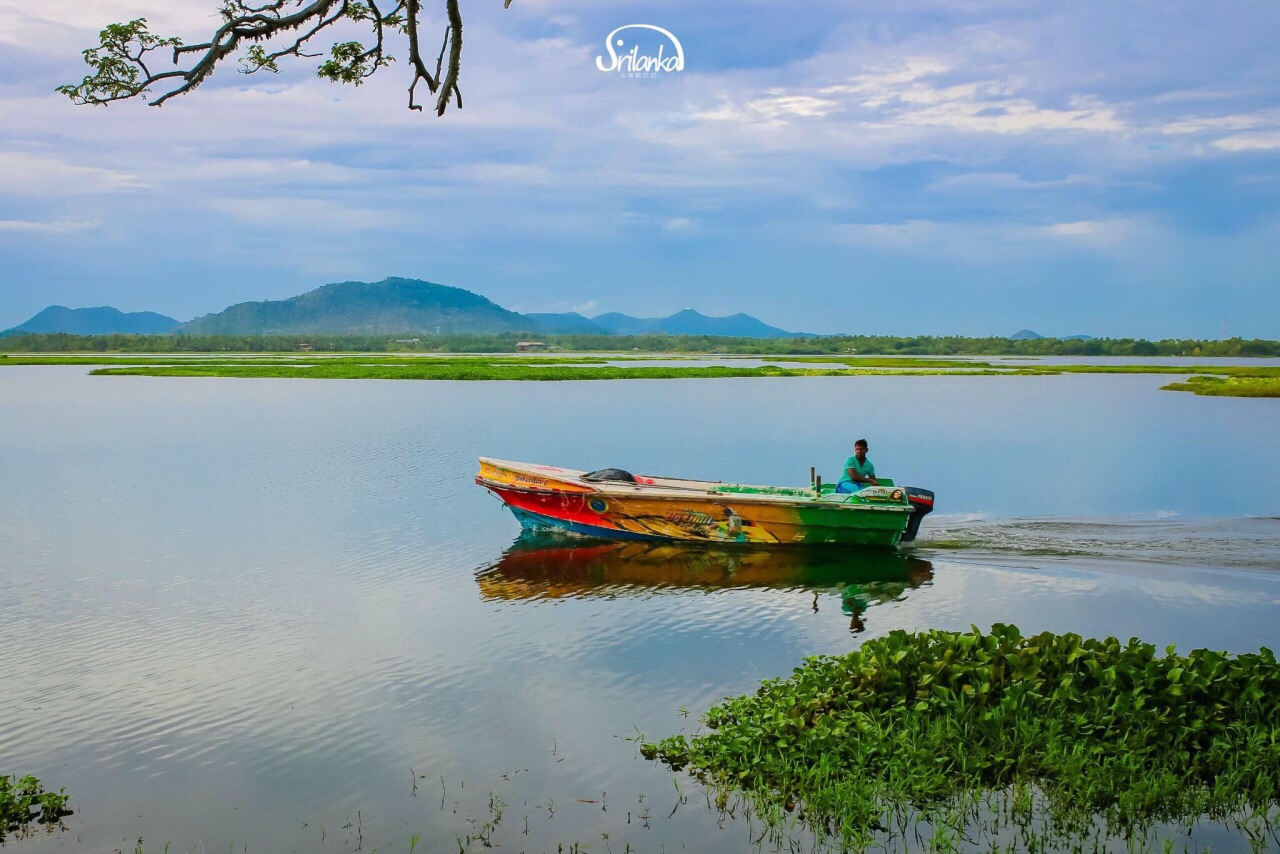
836;438;880;493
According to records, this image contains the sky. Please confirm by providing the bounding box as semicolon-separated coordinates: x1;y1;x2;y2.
1;0;1278;338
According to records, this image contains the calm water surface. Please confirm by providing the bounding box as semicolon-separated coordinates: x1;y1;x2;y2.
2;366;1279;852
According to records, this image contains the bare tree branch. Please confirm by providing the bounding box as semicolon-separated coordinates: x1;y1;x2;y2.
58;0;511;116
435;0;462;116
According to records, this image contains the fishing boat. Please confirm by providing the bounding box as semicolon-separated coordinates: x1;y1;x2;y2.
475;458;935;547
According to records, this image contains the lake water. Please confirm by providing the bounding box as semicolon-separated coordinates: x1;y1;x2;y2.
2;365;1279;852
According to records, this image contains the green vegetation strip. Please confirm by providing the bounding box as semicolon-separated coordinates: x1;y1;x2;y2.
1;774;70;841
0;355;613;366
86;362;1009;381
4;330;1279;357
1161;375;1280;398
642;625;1280;849
3;354;985;368
1044;364;1280;378
7;352;1280;395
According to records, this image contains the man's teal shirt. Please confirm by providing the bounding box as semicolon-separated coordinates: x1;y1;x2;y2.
838;455;875;487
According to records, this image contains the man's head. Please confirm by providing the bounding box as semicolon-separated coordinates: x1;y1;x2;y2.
854;438;868;460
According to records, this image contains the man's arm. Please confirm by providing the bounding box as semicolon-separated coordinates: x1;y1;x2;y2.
846;466;880;485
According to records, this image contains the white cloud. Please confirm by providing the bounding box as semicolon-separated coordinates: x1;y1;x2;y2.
897;92;1125;134
928;172;1095;191
831;217;1142;254
1039;219;1138;244
832;219;944;249
0;151;148;195
1158;113;1270;135
181;157;367;186
744;94;839;120
817;59;951;106
452;163;555;185
1214;132;1280;152
0;218;100;233
0;1;225;53
203;197;406;232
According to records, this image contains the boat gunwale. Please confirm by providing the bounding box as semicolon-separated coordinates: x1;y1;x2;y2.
475;475;913;514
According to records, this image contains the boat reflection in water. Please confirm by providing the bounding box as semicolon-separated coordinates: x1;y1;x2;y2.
476;534;934;633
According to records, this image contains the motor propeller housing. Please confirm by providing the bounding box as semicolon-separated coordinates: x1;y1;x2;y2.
901;487;935;542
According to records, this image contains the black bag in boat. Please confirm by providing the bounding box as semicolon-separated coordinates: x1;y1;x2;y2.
582;468;637;483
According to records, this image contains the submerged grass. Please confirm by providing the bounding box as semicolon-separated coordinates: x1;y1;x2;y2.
642;624;1280;850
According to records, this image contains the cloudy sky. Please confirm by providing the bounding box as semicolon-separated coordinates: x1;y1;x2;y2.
1;0;1278;337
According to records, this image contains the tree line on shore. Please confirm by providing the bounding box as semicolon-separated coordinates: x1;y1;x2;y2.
1;331;1277;357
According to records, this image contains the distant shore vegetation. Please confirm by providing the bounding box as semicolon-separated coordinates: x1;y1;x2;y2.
2;331;1278;358
4;334;1280;396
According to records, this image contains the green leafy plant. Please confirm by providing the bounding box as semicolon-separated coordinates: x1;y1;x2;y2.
0;773;72;840
643;624;1280;848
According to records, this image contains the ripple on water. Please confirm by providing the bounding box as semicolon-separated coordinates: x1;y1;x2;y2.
917;514;1280;569
3;368;1279;853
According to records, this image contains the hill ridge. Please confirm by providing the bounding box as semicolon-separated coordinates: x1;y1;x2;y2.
10;278;813;339
3;305;180;336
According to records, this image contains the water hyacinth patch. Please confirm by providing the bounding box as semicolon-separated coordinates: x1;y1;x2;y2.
0;774;71;840
642;624;1280;849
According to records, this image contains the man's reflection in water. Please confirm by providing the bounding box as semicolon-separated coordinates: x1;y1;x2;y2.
842;584;870;634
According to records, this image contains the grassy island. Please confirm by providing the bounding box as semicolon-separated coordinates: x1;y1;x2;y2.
3;350;1279;396
1161;375;1280;398
642;624;1280;850
82;358;1006;381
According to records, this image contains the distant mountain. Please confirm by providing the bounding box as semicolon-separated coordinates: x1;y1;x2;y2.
9;279;816;340
2;305;181;336
178;277;540;335
591;308;808;338
523;312;607;334
1009;329;1094;341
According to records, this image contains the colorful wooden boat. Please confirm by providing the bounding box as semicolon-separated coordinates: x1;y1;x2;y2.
475;458;935;547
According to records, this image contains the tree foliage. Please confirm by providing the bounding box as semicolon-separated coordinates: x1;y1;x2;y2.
3;331;1279;357
58;0;510;115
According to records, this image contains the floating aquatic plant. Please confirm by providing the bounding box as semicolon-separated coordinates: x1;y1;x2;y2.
0;773;71;840
642;624;1280;849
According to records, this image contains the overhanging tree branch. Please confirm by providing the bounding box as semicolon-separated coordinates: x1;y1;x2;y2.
57;0;507;116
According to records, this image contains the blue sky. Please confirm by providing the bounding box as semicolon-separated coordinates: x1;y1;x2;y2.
1;0;1278;337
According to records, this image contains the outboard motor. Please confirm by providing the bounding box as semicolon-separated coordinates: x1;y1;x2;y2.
901;487;935;542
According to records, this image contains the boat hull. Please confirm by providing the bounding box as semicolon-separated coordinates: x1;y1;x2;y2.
478;459;913;547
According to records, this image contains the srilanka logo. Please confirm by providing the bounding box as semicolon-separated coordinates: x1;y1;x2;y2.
596;25;685;75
